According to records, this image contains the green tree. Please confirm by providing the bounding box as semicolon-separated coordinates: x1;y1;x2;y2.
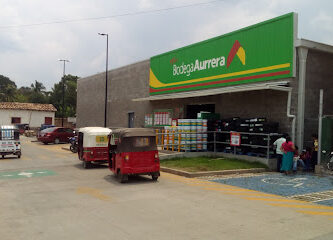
16;87;32;102
0;74;78;118
0;84;17;102
49;74;78;117
25;80;48;103
31;80;46;93
0;74;16;89
0;75;17;102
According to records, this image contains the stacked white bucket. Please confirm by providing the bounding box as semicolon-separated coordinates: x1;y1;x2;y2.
196;119;203;150
163;126;169;149
176;120;183;151
202;119;208;151
163;119;208;151
194;119;208;151
165;126;180;150
176;119;208;151
182;119;191;151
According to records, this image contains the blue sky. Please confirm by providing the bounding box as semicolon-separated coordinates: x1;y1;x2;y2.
0;0;332;90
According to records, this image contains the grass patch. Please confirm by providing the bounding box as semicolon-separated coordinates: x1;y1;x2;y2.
160;157;267;172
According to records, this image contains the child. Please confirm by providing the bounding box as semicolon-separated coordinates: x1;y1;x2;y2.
300;147;312;171
293;146;306;172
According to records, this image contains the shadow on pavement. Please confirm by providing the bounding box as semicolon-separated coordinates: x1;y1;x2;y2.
73;163;109;170
103;174;158;186
0;156;20;160
34;142;70;145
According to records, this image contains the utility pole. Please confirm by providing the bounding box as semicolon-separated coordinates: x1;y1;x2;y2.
317;89;323;171
58;59;70;127
98;33;109;128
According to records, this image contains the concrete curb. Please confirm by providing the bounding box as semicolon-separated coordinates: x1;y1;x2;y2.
160;166;267;178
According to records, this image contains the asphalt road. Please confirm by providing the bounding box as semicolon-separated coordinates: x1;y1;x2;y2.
1;136;333;240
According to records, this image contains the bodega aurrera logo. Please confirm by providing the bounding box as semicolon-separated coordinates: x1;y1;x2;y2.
172;40;246;77
227;40;245;68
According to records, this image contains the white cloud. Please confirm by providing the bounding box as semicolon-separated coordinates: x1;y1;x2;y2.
309;12;333;44
0;0;332;90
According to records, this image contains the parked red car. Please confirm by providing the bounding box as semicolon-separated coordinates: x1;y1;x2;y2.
38;127;74;144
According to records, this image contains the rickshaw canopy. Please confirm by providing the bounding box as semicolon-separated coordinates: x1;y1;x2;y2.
111;128;156;138
79;127;111;147
1;125;18;130
109;128;157;152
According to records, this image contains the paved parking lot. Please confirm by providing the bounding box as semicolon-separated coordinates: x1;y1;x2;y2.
1;136;333;240
212;173;333;205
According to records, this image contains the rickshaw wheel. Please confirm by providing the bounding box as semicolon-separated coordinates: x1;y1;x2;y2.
117;171;128;183
120;174;128;183
152;174;159;181
82;161;91;169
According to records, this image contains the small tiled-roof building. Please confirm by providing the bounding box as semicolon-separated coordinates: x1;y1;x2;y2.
0;102;57;128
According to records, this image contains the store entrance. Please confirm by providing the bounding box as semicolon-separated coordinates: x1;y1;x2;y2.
186;104;215;119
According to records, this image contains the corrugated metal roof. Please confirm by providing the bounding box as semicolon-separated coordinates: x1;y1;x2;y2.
0;102;57;112
112;128;156;138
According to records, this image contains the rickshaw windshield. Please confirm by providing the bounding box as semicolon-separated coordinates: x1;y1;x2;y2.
0;129;19;140
117;136;157;153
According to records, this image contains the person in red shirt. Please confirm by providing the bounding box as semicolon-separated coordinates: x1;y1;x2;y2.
280;136;295;175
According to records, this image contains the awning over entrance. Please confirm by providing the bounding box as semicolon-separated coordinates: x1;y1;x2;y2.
132;81;291;101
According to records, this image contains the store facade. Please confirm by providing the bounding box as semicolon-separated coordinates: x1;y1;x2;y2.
77;13;333;150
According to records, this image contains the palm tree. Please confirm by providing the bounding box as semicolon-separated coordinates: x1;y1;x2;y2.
31;80;45;93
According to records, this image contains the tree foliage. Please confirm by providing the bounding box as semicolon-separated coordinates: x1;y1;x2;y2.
0;75;17;101
49;75;78;117
0;74;16;89
0;74;78;117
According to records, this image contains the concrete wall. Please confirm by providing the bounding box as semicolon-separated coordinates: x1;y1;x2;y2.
77;63;296;136
303;49;333;147
0;110;55;128
151;86;293;134
77;60;152;128
54;118;76;128
76;47;333;149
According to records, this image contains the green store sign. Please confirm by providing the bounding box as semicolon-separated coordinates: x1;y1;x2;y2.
149;13;295;95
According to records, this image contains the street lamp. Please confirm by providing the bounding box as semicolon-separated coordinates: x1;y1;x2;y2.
98;33;109;128
58;59;70;127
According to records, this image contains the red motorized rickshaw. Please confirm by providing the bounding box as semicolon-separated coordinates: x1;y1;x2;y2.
108;128;160;183
78;127;112;169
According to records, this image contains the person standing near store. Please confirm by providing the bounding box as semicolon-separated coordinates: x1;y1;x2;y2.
280;136;295;175
273;134;287;172
311;134;319;170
